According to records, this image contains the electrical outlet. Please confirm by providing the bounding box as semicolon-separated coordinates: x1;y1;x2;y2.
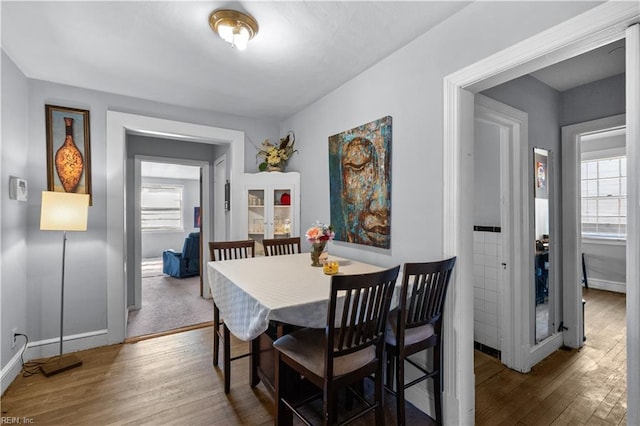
11;328;18;349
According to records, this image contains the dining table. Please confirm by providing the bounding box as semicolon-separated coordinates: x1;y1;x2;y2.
207;252;392;394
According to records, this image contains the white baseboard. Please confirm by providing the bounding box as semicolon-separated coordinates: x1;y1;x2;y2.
529;332;563;368
1;344;26;396
586;278;626;294
1;329;109;395
404;382;434;418
403;374;474;425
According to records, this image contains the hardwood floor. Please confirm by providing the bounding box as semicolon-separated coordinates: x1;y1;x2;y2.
1;288;625;425
1;329;433;425
475;288;627;425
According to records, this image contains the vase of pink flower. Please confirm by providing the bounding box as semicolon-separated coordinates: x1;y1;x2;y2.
305;222;335;267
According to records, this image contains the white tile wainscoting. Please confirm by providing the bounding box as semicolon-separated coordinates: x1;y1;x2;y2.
473;228;502;353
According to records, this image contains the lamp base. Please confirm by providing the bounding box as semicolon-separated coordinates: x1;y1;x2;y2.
40;354;83;377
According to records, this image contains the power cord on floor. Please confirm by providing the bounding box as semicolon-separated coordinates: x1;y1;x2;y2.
14;333;51;377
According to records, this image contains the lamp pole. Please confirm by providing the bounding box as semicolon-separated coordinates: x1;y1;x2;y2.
58;230;67;359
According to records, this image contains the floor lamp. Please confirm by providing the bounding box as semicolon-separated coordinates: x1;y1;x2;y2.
39;191;89;377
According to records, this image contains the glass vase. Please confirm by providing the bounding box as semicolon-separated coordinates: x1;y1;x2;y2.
310;241;327;267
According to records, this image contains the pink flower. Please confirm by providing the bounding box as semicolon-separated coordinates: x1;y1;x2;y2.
305;222;334;244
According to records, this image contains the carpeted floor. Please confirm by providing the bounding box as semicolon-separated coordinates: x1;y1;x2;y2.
127;258;213;338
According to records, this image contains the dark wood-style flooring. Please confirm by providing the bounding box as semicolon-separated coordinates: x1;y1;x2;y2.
1;288;625;425
476;288;626;425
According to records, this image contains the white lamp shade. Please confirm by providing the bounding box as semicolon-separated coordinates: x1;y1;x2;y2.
40;191;89;231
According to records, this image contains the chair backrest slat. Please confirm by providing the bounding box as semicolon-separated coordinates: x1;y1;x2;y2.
263;237;301;257
209;240;255;262
327;266;399;361
401;257;456;334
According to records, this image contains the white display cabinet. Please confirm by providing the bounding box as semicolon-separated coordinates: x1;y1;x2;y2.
241;172;300;255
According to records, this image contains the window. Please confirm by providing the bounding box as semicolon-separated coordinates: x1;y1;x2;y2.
141;184;183;231
581;155;626;239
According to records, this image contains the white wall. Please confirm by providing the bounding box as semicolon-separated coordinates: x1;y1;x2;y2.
474;121;501;227
281;2;597;266
0;73;278;381
1;51;30;390
278;1;601;418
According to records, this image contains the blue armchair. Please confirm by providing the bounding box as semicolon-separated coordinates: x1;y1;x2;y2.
163;232;200;278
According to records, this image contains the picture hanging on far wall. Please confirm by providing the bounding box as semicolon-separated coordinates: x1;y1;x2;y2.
45;104;92;205
534;150;548;199
328;116;392;249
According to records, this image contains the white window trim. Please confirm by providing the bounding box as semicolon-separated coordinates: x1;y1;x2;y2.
582;236;626;246
580;152;627;241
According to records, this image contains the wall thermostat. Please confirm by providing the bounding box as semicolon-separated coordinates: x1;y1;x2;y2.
9;177;28;201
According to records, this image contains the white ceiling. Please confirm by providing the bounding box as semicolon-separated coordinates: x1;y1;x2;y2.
530;38;626;92
1;2;626;121
1;1;470;120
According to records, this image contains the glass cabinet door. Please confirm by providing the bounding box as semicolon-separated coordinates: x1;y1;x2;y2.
273;188;292;239
248;189;265;250
242;171;300;256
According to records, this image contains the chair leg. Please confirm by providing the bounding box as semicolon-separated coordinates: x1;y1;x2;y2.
223;324;231;394
213;305;220;366
385;351;395;391
274;352;293;426
325;382;338;425
433;346;443;425
396;354;406;426
374;365;384;426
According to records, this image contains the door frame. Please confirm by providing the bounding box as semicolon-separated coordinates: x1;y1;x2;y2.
213;154;228;242
474;94;529;372
106;111;245;345
561;114;626;347
443;3;639;424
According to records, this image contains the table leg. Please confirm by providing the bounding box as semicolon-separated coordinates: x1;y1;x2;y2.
250;337;260;388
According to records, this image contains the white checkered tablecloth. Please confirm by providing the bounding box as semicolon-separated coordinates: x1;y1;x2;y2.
207;253;389;341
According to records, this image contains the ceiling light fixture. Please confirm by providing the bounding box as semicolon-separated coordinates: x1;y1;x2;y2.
209;9;258;51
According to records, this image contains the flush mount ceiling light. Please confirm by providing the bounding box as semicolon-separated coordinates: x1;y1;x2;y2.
209;9;259;51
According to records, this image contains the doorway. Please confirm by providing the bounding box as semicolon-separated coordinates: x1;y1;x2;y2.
106;111;246;347
442;5;639;424
127;160;212;338
473;94;529;373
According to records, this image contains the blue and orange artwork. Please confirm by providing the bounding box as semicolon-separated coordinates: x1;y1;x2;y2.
328;116;392;249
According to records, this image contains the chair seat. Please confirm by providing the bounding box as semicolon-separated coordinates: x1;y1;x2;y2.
385;310;435;347
274;328;376;378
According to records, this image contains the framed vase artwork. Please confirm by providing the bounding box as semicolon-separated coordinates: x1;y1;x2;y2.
45;104;92;205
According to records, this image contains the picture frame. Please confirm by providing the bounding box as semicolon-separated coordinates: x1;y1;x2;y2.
328;116;392;249
45;104;92;205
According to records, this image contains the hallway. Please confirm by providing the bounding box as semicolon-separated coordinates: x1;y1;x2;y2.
475;288;626;424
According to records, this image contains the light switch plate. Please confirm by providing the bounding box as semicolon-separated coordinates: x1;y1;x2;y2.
9;177;28;201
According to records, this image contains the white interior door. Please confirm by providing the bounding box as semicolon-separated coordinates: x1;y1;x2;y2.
474;94;529;372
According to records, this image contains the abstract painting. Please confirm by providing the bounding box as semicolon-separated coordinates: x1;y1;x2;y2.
328;116;392;249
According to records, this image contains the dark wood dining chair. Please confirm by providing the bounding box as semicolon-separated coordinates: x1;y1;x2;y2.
385;257;456;425
273;265;400;425
208;239;256;394
262;236;301;256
